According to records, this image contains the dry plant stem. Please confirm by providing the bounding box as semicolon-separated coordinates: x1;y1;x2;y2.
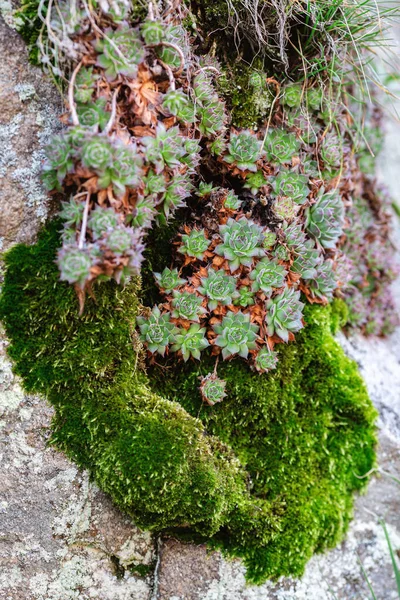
194;66;221;76
147;42;185;74
104;87;120;133
78;193;91;249
158;60;176;90
81;0;130;65
69;60;84;126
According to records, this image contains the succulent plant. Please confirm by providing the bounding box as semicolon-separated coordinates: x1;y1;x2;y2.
57;244;94;288
43;134;75;185
224;131;262;172
77;98;110;130
162;89;190;116
272;197;297;221
263;230;277;249
248;71;264;90
264;129;300;164
161;173;193;221
305;259;337;300
244;171;268;195
250;258;287;295
154;267;185;293
282;83;303;108
137;306;177;356
141;124;186;173
104;0;131;23
283;221;307;250
105;224;138;256
273;244;290;262
287;112;320;145
88;206;120;240
179;228;209;260
197;101;226;137
233;285;255;307
197;181;218;197
213;311;259;359
81;134;113;171
156;25;187;68
210;136;227;156
129;196;157;229
320;131;342;168
171;290;206;321
199;373;227;405
181;138;202;171
98;143;144;197
94;27;144;81
171;323;209;361
224;190;242;211
254;347;278;373
215;217;265;272
59;197;85;228
291;240;321;279
306;87;323;112
143;170;167;196
265;286;304;342
305;189;344;249
198;269;237;310
140;19;164;44
74;67;98;104
270;171;309;205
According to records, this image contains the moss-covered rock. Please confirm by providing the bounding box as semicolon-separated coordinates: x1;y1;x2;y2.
0;221;377;584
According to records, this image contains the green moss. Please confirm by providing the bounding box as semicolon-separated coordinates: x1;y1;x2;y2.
14;0;44;65
0;221;377;584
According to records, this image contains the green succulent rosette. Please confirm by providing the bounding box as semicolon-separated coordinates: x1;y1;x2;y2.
200;373;227;405
264;129;300;164
137;306;178;356
250;258;287;295
179;229;210;260
171;291;206;322
265;286;304;342
154;267;185;293
305;189;344;249
254;346;278;373
198;269;237;311
270;170;310;205
224;131;263;172
171;323;209;361
94;27;144;81
213;310;259;359
215;217;266;272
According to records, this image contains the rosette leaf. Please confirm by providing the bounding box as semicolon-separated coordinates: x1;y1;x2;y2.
42;134;75;186
200;373;227;406
198;269;237;311
171;323;209;361
171;290;206;322
250;258;287;295
320;131;342;168
156;25;188;68
154;267;185;293
272;197;297;221
77;98;110;130
210;136;227;156
141;124;186;173
162;89;190;116
283;221;307;250
161;174;193;222
306;87;323;112
137;306;177;356
264;129;300;164
224;190;242;211
233;286;255;307
263;230;277;249
197;181;218;197
273;244;290;262
143;170;167;196
57;244;94;288
140;19;164;44
282;83;303;108
215;217;265;272
88;206;119;240
305;259;337;300
291;240;321;279
197;101;226;137
270;170;309;205
244;171;268;195
265;286;304;342
254;347;278;373
213;311;259;359
105;225;139;256
95;27;144;81
81;134;113;171
225;131;262;172
130;196;157;229
74;67;98;104
97;143;143;197
305;190;344;249
59;197;84;228
179;229;209;260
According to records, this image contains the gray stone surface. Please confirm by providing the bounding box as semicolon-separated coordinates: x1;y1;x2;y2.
0;7;400;600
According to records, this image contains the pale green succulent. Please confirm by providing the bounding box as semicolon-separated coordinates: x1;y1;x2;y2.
213;311;259;359
272;197;297;221
215;217;265;272
143;170;167;196
244;171;268;195
179;229;209;260
305;260;337;299
181;138;202;171
59;197;84;228
154;267;185;293
140;19;164;44
283;221;307;250
97;143;143;197
106;225;137;256
156;25;187;69
233;286;255;307
320;131;342;168
198;269;237;310
171;290;206;322
254;347;278;373
250;258;287;295
263;230;277;249
265;286;304;342
137;306;177;356
43;134;75;185
88;206;119;240
225;131;263;172
270;171;309;205
197;181;218;197
248;71;264;90
162;90;190;116
57;244;94;288
81;134;113;171
200;373;227;405
171;323;210;361
94;27;144;81
197;101;226;137
282;83;303;108
210;136;227;156
129;196;157;229
161;174;193;221
306;87;323;112
287;112;320;145
224;190;242;211
77;98;110;130
273;244;290;262
305;189;344;249
291;240;321;279
264;129;300;164
141;124;186;173
74;67;98;104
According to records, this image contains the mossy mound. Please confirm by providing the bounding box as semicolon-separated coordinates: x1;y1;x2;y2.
0;221;377;583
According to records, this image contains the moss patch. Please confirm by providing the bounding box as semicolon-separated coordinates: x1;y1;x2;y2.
0;221;377;584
